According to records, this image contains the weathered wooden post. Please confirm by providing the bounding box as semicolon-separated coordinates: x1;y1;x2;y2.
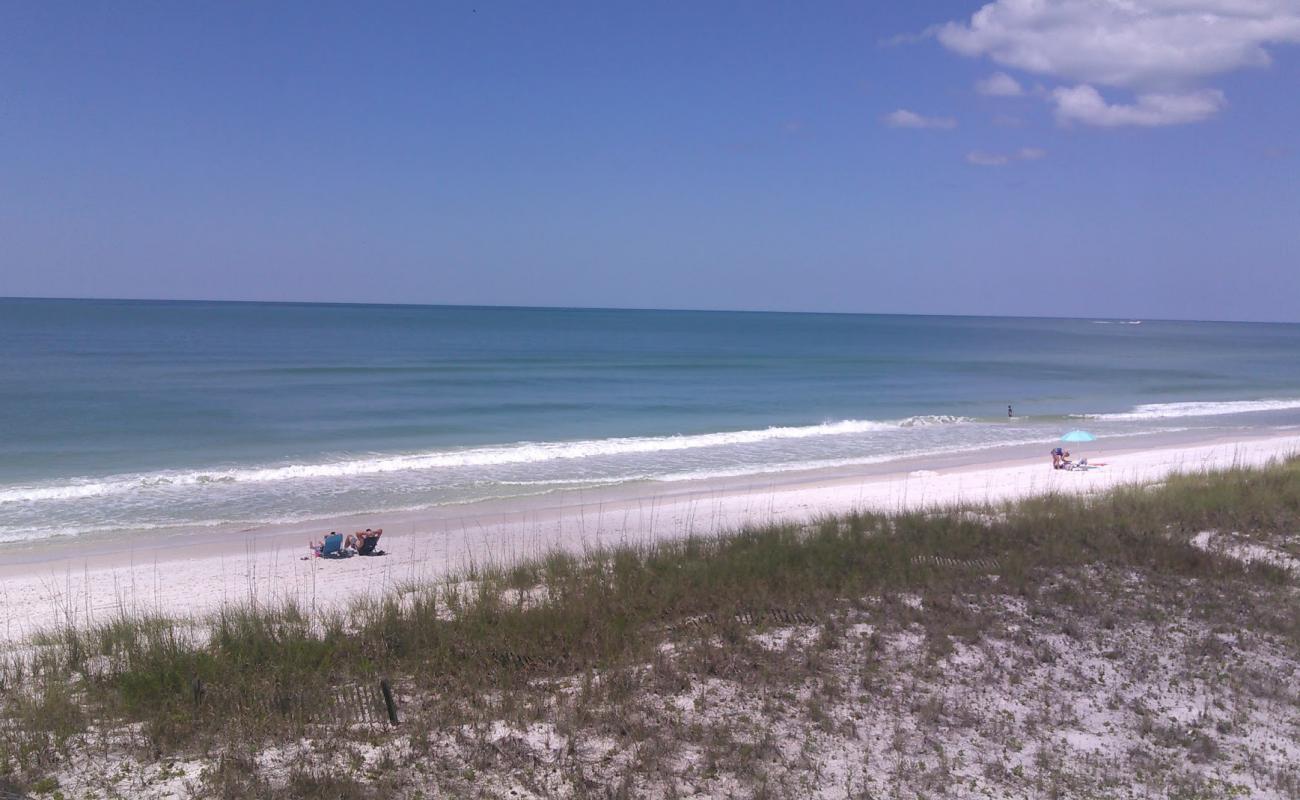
380;678;399;725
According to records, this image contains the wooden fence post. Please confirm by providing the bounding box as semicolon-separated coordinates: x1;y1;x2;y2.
380;679;399;725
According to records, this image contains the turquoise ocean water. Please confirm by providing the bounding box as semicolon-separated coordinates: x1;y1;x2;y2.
3;298;1300;543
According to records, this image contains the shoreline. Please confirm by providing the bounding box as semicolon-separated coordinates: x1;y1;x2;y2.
3;427;1298;643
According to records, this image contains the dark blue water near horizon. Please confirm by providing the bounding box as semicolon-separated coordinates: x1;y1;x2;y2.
3;297;1300;542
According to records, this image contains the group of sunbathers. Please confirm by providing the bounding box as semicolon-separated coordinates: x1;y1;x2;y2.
310;528;385;559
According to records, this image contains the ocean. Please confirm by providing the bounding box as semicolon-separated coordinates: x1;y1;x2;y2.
3;298;1300;544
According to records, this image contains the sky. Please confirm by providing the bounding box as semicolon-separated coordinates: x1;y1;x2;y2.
2;1;1298;322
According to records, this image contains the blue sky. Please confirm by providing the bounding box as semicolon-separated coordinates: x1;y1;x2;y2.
2;1;1298;321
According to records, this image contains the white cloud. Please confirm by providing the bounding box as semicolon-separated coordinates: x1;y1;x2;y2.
882;109;957;129
966;146;1047;166
1051;85;1227;126
936;0;1300;125
976;71;1024;96
938;0;1300;88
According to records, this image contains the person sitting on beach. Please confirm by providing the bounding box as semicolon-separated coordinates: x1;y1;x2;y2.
311;531;348;558
1051;447;1072;469
355;528;384;556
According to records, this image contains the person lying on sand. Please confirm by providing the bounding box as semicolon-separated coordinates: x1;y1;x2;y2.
1064;458;1105;471
1053;453;1107;472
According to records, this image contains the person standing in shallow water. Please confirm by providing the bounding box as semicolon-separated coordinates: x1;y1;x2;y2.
1008;404;1013;418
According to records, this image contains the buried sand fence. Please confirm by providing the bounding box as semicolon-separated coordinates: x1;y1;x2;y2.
191;677;400;728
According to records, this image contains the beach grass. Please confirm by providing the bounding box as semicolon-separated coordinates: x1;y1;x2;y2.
3;457;1299;797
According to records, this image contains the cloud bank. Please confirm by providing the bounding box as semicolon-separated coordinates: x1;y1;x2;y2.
938;0;1300;126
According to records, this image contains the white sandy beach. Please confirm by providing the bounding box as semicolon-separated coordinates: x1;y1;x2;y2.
3;430;1298;644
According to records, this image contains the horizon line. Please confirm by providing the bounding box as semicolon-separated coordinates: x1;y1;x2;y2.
0;293;1294;327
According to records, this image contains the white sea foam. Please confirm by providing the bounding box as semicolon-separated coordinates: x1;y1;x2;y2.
0;483;118;503
647;437;1056;483
1080;399;1300;422
897;415;969;427
0;415;974;505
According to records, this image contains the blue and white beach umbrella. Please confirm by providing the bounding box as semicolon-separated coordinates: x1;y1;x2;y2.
1061;430;1096;443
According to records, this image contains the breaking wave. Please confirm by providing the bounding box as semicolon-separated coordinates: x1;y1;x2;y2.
1079;399;1300;422
0;415;973;505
